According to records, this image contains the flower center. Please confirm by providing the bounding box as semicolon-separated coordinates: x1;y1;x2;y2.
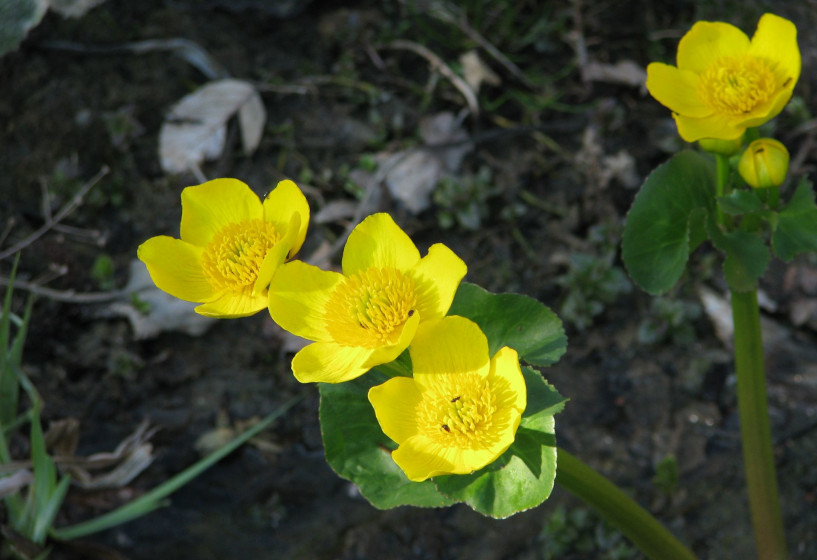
325;267;417;348
697;55;777;115
420;374;498;449
200;219;281;293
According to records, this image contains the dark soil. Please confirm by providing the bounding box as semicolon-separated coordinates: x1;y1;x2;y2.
2;1;817;559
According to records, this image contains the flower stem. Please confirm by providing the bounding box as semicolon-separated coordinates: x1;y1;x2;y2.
730;289;788;560
555;448;698;560
715;153;730;228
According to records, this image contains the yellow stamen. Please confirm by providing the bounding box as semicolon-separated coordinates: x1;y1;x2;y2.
419;374;499;449
324;267;417;348
200;219;281;293
698;55;777;115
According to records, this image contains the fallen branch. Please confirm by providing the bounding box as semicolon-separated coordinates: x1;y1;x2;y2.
0;166;109;261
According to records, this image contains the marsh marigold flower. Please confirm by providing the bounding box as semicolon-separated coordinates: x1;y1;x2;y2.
268;213;466;384
138;178;309;318
646;13;800;142
738;138;790;189
368;316;526;482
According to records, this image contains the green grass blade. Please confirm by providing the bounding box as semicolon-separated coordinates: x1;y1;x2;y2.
51;395;302;541
0;255;20;426
32;475;71;544
29;405;57;544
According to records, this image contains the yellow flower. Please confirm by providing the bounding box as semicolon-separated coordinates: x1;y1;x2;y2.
268;213;466;384
138;178;309;318
368;316;526;482
738;138;790;189
646;13;800;142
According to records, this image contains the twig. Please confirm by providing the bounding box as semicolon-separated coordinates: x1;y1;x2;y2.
41;39;229;80
0;277;126;304
411;0;537;90
380;39;479;116
0;166;109;261
0;217;15;247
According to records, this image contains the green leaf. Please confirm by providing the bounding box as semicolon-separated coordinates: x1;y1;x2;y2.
622;151;715;295
448;283;566;367
319;371;456;509
772;178;817;261
707;220;770;292
433;367;564;518
0;0;47;58
717;189;764;215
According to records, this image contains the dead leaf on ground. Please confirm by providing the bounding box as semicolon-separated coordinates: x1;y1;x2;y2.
460;50;500;94
159;78;266;174
0;469;34;498
0;419;158;491
48;0;108;18
195;409;283;456
384;112;472;213
582;59;647;89
105;259;216;340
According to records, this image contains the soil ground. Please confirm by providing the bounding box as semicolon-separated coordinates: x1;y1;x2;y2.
2;1;817;559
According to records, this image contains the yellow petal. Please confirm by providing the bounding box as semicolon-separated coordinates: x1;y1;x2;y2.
263;179;310;258
137;236;214;302
409;243;467;321
194;290;268;318
253;213;300;296
673;111;745;142
180;178;263;246
392;436;459;481
410;316;490;389
489;346;527;413
748;14;800;88
677;20;750;73
341;213;421;275
393;436;501;481
362;311;420;367
476;406;522;458
645;63;711;117
734;87;794;131
368;377;423;443
291;341;374;383
268;260;343;342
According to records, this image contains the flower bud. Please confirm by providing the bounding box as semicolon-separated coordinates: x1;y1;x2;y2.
738;138;789;189
698;135;744;156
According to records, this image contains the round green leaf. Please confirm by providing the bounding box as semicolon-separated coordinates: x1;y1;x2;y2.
707;219;770;293
622;150;715;295
319;371;456;509
433;367;565;518
448;282;566;367
717;190;764;215
772;178;817;261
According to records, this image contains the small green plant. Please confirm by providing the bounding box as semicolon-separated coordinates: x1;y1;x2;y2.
90;254;115;291
541;505;639;560
556;225;631;331
433;166;498;230
1;261;70;560
637;298;701;346
652;455;680;498
0;260;297;559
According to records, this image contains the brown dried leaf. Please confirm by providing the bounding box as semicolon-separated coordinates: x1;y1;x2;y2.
159;79;266;173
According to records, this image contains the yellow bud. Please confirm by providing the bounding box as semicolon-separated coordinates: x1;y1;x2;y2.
698;135;744;156
738;138;789;189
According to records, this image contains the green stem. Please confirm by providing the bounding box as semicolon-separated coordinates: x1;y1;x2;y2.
715;153;730;228
730;289;787;560
555;448;698;560
50;396;302;541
